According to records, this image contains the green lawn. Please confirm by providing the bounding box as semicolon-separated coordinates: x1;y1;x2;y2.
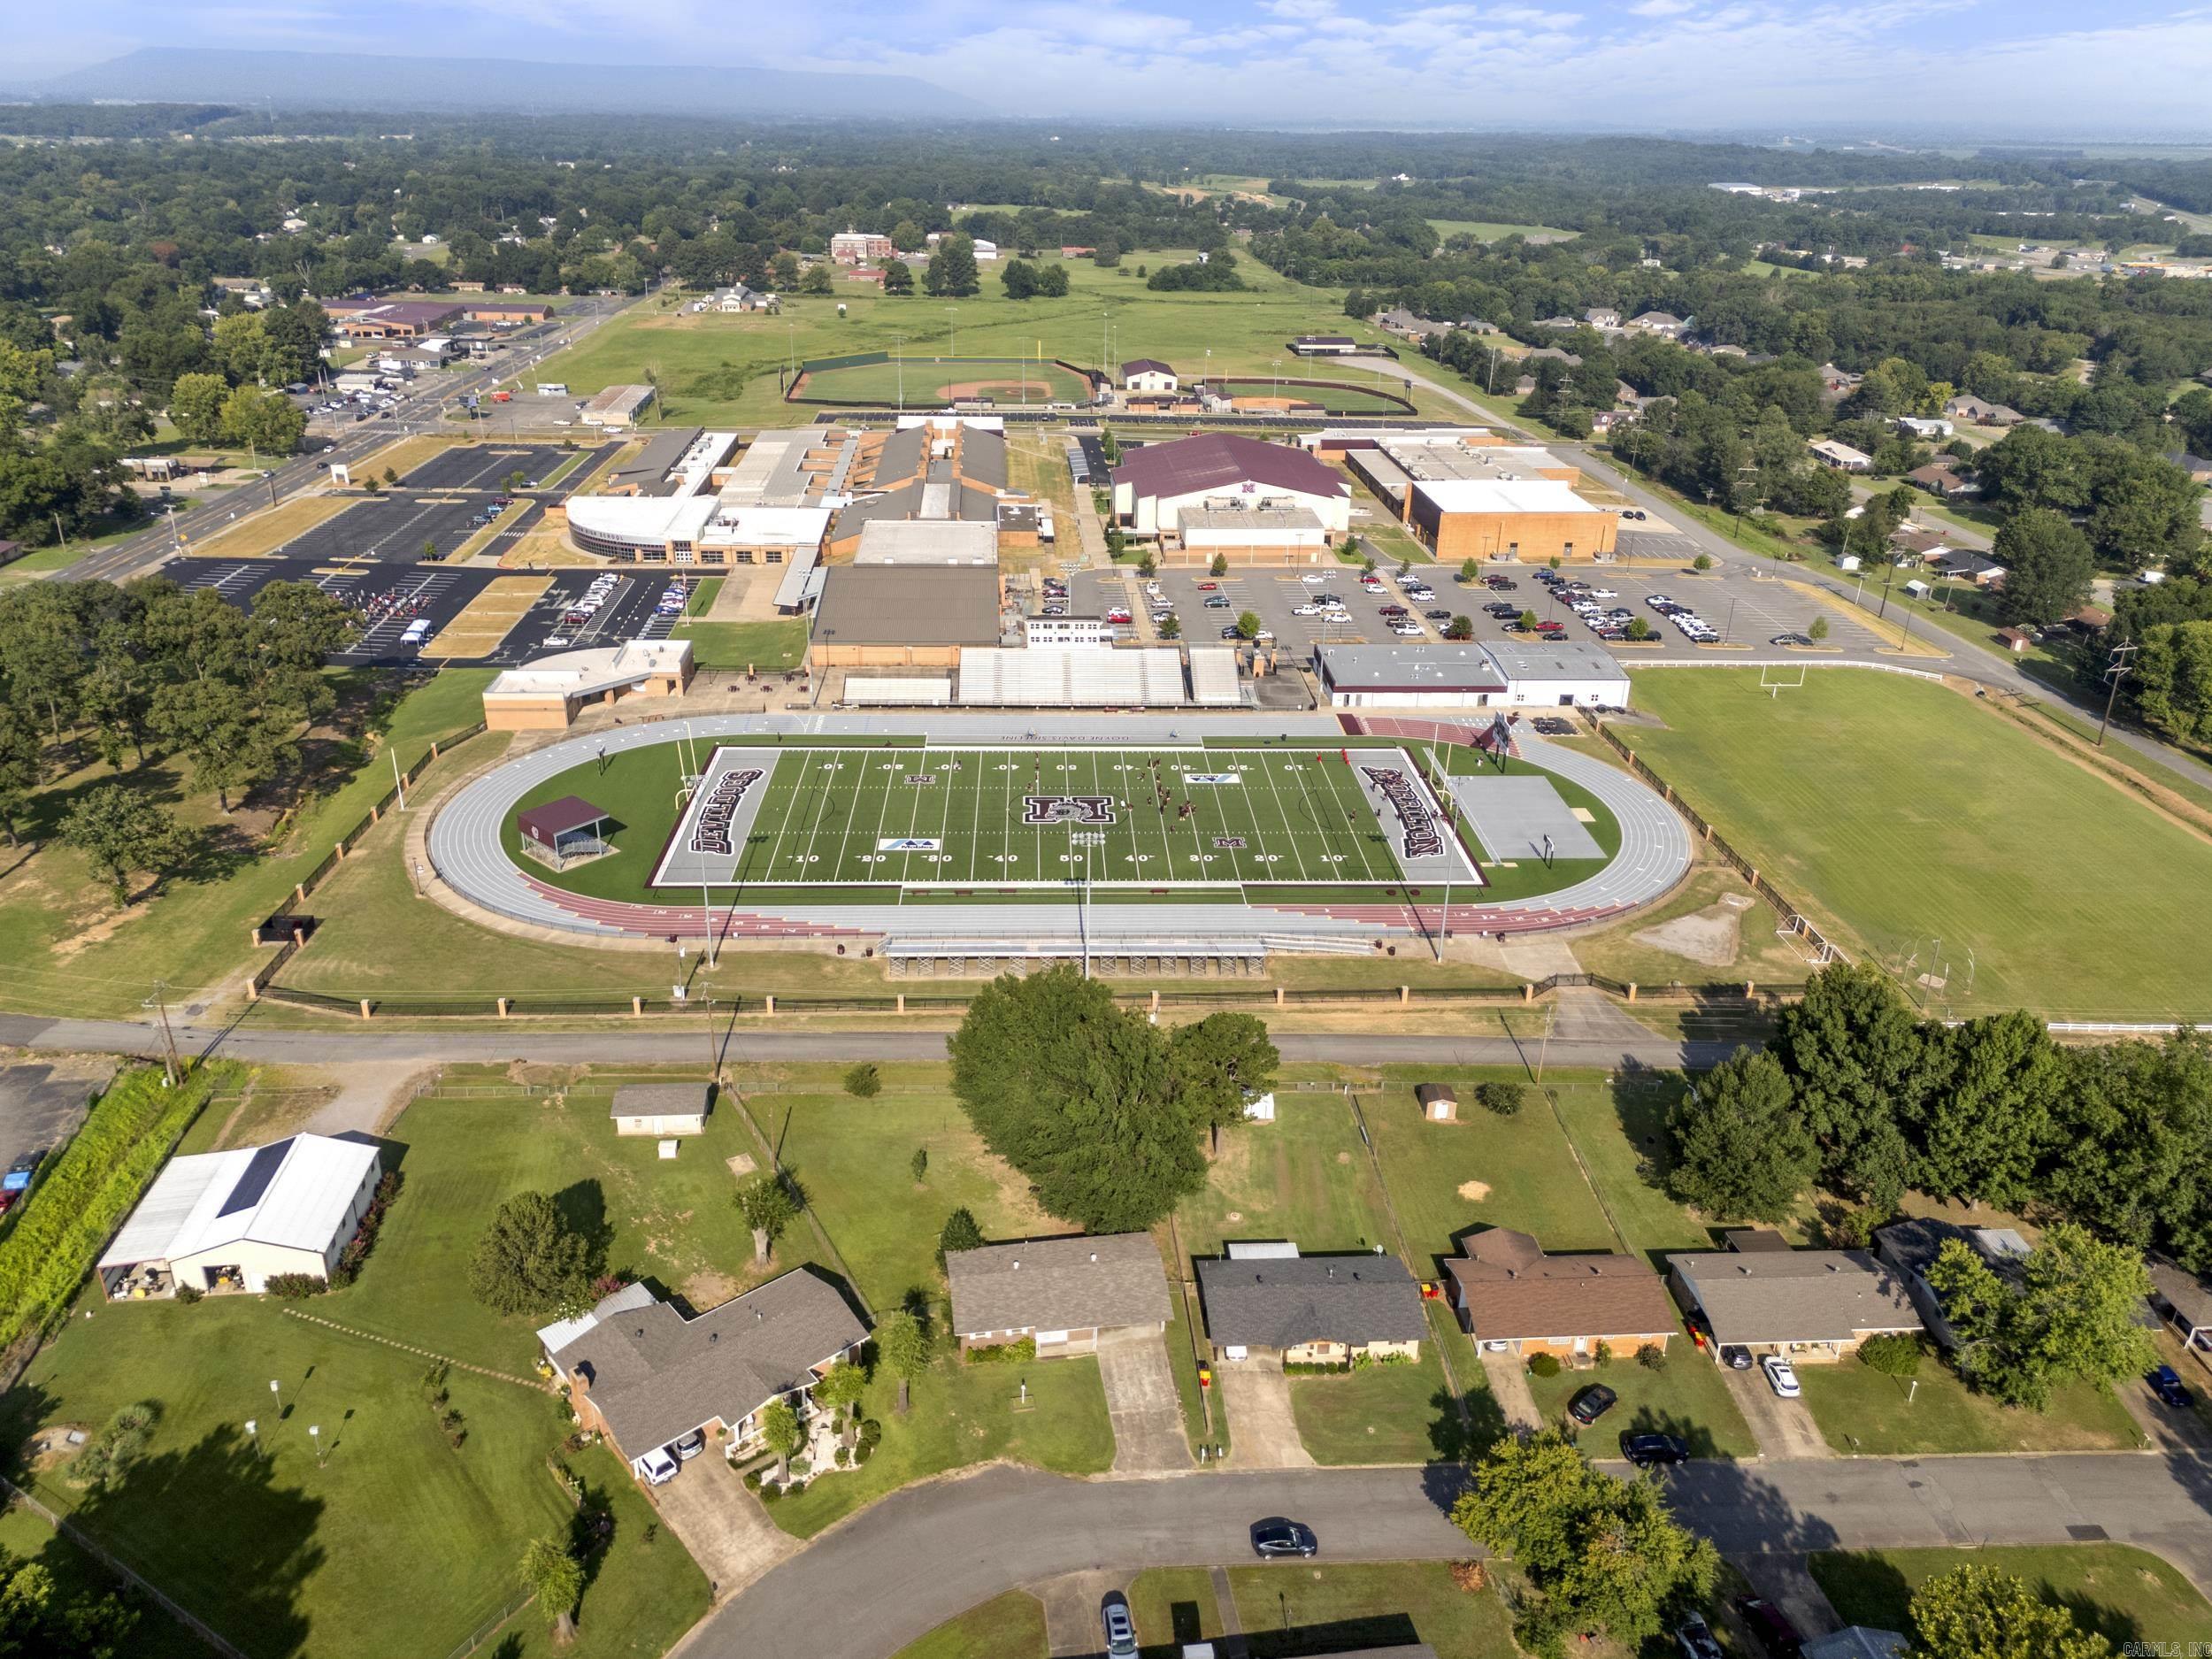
0;666;495;1018
1615;671;2212;1018
0;1293;705;1659
337;1084;803;1376
889;1589;1048;1659
1525;1348;1757;1459
513;254;1409;427
1177;1094;1392;1261
669;618;807;671
762;1351;1115;1540
1795;1353;2143;1455
1541;1071;1777;1255
1162;1262;1228;1457
1363;1069;1620;1270
1809;1544;2212;1649
1288;1351;1466;1464
1127;1566;1227;1655
1226;1562;1518;1659
0;1501;203;1658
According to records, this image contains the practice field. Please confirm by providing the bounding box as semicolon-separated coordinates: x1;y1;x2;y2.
1616;671;2212;1018
1208;377;1415;414
794;356;1095;408
513;741;1494;898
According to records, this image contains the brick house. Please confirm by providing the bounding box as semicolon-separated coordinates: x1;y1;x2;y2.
945;1233;1171;1357
1443;1228;1677;1361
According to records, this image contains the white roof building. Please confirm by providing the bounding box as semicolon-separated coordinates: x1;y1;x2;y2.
854;520;1000;565
99;1135;383;1298
1407;479;1601;518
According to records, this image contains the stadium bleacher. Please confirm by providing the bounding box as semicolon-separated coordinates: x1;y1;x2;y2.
956;646;1189;706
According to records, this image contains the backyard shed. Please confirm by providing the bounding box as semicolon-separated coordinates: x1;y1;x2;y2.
1415;1082;1458;1122
611;1083;711;1138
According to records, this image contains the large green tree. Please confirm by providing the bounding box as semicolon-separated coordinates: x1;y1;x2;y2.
468;1191;594;1316
219;385;306;457
1666;1048;1816;1223
1906;1563;2110;1659
167;371;231;444
737;1172;802;1265
1771;963;1933;1209
1451;1430;1718;1655
517;1536;585;1645
2133;620;2212;746
1916;1010;2059;1208
924;234;980;298
948;966;1206;1233
1167;1011;1279;1155
1927;1221;2156;1410
58;784;186;906
1993;508;2095;628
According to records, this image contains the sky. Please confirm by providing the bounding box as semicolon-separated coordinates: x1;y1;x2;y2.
15;0;2212;134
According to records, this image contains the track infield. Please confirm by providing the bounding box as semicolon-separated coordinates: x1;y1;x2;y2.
794;356;1094;407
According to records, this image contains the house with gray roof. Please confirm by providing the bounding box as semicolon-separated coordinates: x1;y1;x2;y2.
945;1233;1171;1357
1197;1247;1425;1364
2147;1256;2212;1350
1875;1218;2029;1348
541;1270;867;1480
1667;1248;1922;1360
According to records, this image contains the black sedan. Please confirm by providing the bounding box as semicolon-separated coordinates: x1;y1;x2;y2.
1566;1384;1617;1425
2148;1364;2193;1408
1718;1344;1754;1371
1620;1432;1690;1467
1425;609;1454;621
1250;1517;1318;1558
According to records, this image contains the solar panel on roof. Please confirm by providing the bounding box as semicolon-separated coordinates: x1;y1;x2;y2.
217;1139;294;1217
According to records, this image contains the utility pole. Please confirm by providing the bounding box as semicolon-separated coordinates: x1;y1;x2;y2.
144;981;181;1086
2097;639;2137;748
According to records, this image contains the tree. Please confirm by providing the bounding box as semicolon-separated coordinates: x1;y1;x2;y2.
59;785;184;906
798;264;833;296
880;260;914;297
468;1191;592;1316
937;1205;984;1271
875;1309;930;1413
1476;1080;1525;1117
1907;1563;2110;1659
1517;610;1540;631
1917;1010;2058;1208
1451;1430;1719;1655
1158;616;1180;640
219;386;305;457
148;675;291;813
518;1535;585;1645
909;1146;927;1182
1929;1221;2156;1409
844;1062;881;1098
1235;611;1261;640
1168;1011;1279;1154
167;372;229;443
1092;234;1120;268
759;1398;803;1481
2133;620;2212;746
1858;1333;1922;1376
1772;963;1934;1209
1445;614;1474;640
947;965;1206;1233
1036;265;1070;298
1000;259;1038;300
1624;616;1654;641
1667;1048;1816;1223
924;234;980;298
814;1358;865;1419
1692;552;1714;572
1808;614;1829;641
1210;553;1229;577
737;1171;802;1265
1137;552;1157;578
1994;508;2095;627
0;704;42;846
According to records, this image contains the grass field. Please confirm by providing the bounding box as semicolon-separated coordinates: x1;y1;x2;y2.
1809;1544;2212;1648
1225;1563;1519;1659
1288;1350;1465;1463
1525;1348;1757;1458
1615;671;2212;1018
666;618;807;671
889;1590;1048;1659
1795;1352;2141;1455
0;1501;203;1657
513;254;1417;427
521;742;1475;896
795;355;1094;407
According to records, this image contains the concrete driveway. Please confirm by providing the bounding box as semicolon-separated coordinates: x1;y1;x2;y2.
1723;1361;1834;1460
647;1452;794;1602
1217;1358;1316;1470
1095;1328;1191;1474
1479;1350;1542;1433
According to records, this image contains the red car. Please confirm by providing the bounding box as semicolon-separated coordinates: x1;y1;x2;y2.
1106;609;1133;624
1534;620;1568;636
1196;581;1218;590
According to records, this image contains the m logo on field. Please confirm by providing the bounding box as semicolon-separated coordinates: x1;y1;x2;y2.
1023;795;1116;826
1359;765;1444;861
904;775;937;786
1181;773;1243;786
687;767;764;856
878;837;941;852
1213;836;1247;849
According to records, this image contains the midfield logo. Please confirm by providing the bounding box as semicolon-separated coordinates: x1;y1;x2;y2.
1359;765;1444;861
1022;795;1117;826
688;768;764;856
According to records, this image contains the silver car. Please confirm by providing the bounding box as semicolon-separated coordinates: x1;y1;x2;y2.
1100;1591;1138;1658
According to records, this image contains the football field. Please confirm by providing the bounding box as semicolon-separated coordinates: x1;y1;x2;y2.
647;745;1480;890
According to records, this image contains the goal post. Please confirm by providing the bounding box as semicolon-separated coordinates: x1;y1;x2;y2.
1759;663;1808;698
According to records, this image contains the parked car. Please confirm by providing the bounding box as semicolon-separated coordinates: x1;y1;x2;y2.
1294;603;1325;616
1100;1592;1139;1659
670;1429;707;1462
1107;609;1133;624
1485;576;1519;591
1485;603;1522;618
1587;588;1618;599
1250;1517;1318;1558
1220;626;1243;640
1734;1595;1804;1658
1567;1384;1617;1425
635;1446;680;1486
2148;1364;2193;1408
1620;1432;1690;1467
1770;632;1813;647
1378;604;1409;616
1762;1356;1801;1399
1390;622;1424;637
1425;609;1453;621
1205;595;1232;608
1302;572;1328;584
1676;1612;1724;1659
1198;580;1220;590
1718;1344;1754;1371
1534;620;1568;637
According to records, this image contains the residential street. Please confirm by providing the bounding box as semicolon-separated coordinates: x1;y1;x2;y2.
682;1451;2212;1659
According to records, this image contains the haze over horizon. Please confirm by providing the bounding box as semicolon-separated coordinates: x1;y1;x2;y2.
9;2;2211;139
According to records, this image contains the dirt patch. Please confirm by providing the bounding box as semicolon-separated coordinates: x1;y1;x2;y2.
940;379;1059;402
1335;1150;1352;1164
726;1153;757;1178
1225;1210;1244;1224
684;1269;740;1310
1630;902;1746;969
1457;1179;1492;1202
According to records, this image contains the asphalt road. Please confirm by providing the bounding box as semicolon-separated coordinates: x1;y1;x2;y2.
62;290;641;586
0;1013;1737;1074
684;1451;2212;1659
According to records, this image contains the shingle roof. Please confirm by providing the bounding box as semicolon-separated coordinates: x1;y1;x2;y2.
611;1082;710;1119
547;1269;866;1455
1667;1249;1923;1347
1447;1229;1678;1343
1197;1253;1426;1348
871;425;928;486
2149;1256;2212;1330
1122;358;1175;376
1114;433;1348;505
946;1233;1171;1336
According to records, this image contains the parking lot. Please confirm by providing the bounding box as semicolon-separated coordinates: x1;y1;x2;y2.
252;493;542;566
1065;561;1452;654
399;442;585;491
